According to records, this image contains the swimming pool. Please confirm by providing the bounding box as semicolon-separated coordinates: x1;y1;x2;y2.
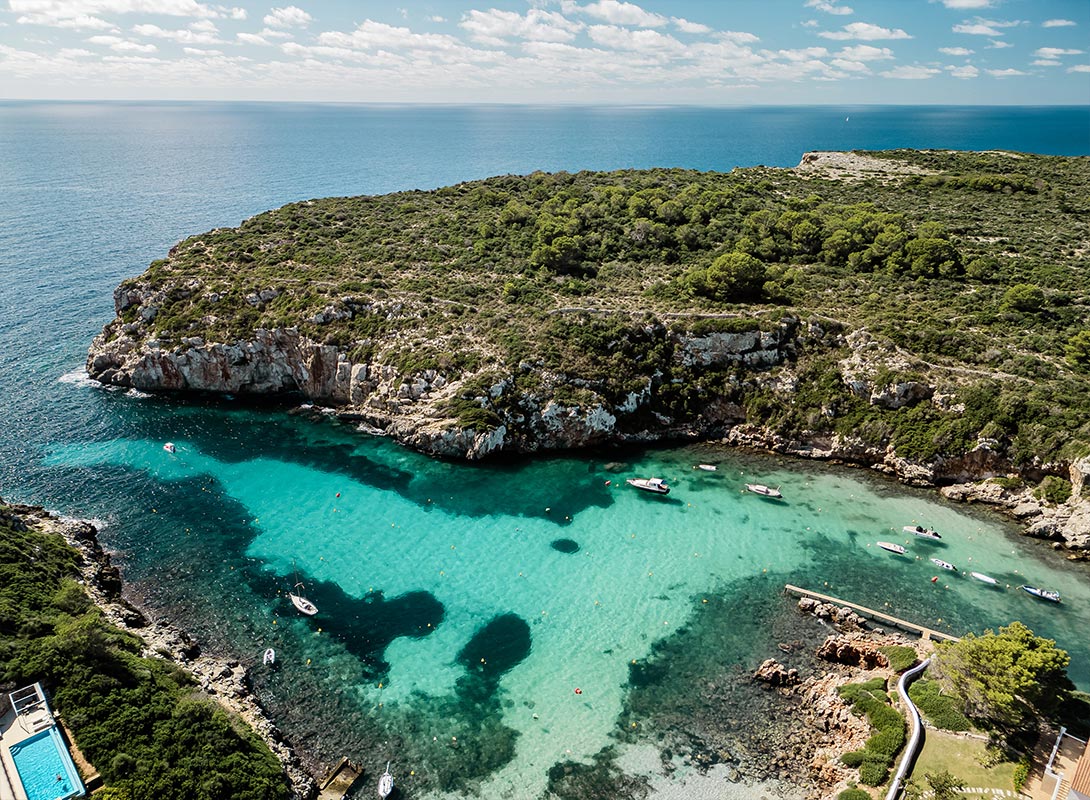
9;727;84;800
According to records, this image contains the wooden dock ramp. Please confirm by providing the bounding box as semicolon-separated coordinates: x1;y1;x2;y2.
784;584;961;643
318;757;363;800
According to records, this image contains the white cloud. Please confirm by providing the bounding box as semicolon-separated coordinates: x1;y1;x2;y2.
1042;19;1076;28
881;65;939;79
263;6;310;28
228;7;245;20
236;32;269;45
1068;64;1090;72
430;16;446;23
952;17;1022;36
133;22;222;44
87;33;157;52
938;0;992;8
801;19;818;28
460;9;582;46
58;47;94;57
12;0;236;29
805;0;853;15
183;46;222;55
947;63;979;78
316;20;499;63
1035;47;1083;58
1032;59;1061;66
988;40;1011;48
819;22;911;40
837;44;893;61
576;1;667;28
939;46;972;55
587;24;682;52
672;17;710;34
830;58;868;72
719;30;759;44
986;67;1027;76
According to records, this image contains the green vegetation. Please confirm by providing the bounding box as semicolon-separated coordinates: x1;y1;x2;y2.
1012;757;1030;792
908;679;971;731
108;151;1090;465
837;789;872;800
908;729;1018;796
933;621;1073;734
878;645;917;673
0;503;290;800
838;677;907;786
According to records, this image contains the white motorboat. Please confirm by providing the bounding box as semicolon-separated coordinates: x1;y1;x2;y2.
163;442;176;453
745;483;782;498
930;558;957;571
695;464;717;471
903;525;941;540
1020;585;1061;603
970;571;999;586
626;477;670;495
877;541;906;555
378;762;394;798
289;583;319;616
263;648;276;666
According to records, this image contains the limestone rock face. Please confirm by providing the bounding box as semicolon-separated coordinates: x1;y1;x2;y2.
753;658;800;687
815;635;889;670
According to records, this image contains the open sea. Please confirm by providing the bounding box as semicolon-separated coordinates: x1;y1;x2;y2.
2;103;1089;798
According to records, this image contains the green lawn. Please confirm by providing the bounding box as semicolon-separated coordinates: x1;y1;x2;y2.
910;729;1016;791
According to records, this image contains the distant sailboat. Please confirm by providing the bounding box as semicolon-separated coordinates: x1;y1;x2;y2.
288;561;319;616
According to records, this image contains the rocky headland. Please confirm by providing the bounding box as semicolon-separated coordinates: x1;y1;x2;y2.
85;150;1090;555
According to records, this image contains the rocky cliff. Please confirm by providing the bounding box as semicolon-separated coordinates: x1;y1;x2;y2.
86;152;1090;554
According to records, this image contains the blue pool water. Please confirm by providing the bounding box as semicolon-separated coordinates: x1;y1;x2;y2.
9;728;84;800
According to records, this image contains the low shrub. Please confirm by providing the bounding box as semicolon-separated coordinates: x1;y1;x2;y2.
879;645;918;673
838;789;872;800
908;679;971;731
837;678;906;787
859;759;889;786
1035;475;1072;505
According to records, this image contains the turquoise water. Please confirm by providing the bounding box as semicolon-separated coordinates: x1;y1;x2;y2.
43;401;1090;796
3;103;1090;796
10;728;83;800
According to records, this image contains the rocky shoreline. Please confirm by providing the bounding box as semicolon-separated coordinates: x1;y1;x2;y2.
10;503;318;800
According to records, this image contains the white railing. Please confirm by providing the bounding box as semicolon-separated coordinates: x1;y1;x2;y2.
886;658;931;800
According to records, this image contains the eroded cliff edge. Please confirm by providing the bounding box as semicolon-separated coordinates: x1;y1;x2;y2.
86;150;1090;553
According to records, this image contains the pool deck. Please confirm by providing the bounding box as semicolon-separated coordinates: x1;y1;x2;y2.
0;700;57;800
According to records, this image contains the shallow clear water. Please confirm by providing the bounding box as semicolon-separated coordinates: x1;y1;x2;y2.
4;103;1090;796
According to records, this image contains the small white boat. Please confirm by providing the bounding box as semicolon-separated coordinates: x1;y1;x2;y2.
877;541;906;555
695;464;717;472
163;442;176;453
289;583;319;616
378;761;394;799
930;558;957;572
263;648;276;665
626;477;670;495
903;525;941;540
970;571;999;586
1021;585;1061;603
745;483;782;498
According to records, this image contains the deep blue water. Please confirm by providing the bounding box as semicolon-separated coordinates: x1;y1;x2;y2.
2;103;1089;796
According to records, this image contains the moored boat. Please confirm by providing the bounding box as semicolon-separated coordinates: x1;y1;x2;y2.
695;464;717;471
263;647;276;665
903;525;941;540
1020;585;1061;603
745;483;782;498
626;477;670;495
163;442;176;453
930;558;957;571
877;541;906;555
970;571;999;586
289;582;319;616
378;761;394;798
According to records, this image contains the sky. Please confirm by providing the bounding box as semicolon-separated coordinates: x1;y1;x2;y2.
1;0;1088;104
